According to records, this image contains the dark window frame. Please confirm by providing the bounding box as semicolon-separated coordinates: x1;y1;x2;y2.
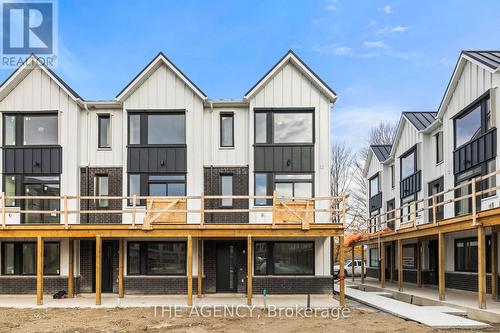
2;112;59;148
127;111;187;147
369;247;378;267
402;244;417;269
253;240;315;276
1;241;60;276
390;165;395;189
127;173;187;206
94;174;109;208
435;131;443;164
126;241;187;276
253;108;315;145
428;177;444;221
453;91;491;150
21;175;61;224
400;145;417;180
97;114;111;149
220;173;234;208
219;112;234;148
254;172;314;206
454;236;491;273
369;173;380;198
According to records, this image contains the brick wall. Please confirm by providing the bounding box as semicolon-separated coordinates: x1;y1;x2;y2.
0;276;81;294
80;167;123;224
253;276;333;294
204;167;249;224
124;277;200;294
446;272;498;293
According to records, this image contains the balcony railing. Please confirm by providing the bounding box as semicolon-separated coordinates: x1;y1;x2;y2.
367;167;500;234
400;170;421;199
0;192;347;231
453;127;497;175
369;192;382;212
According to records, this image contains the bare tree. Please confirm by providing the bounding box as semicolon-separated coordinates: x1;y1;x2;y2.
330;142;356;224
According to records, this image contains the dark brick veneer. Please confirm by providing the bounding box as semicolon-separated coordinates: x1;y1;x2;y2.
80;167;123;224
0;276;81;294
253;276;333;294
204;167;249;224
124;277;200;294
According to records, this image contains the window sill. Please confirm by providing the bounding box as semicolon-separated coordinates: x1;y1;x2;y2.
435;161;444;166
97;147;112;151
219;146;235;150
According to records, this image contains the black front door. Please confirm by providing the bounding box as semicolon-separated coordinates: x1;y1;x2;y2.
428;239;439;285
216;242;242;292
102;241;115;293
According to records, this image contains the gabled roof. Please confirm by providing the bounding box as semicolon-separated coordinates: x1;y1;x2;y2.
402;111;437;131
437;50;500;118
244;50;337;102
370;145;392;162
116;52;207;101
0;54;82;102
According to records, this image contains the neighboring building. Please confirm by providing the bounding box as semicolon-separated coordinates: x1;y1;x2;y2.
361;51;500;306
0;50;342;303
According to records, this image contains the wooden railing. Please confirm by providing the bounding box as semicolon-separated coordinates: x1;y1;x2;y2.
0;193;348;231
367;167;500;234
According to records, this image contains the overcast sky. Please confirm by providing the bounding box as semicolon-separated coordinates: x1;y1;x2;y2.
1;0;500;152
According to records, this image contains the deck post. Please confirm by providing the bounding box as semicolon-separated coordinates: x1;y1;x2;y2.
351;245;355;282
68;239;74;298
390;242;395;283
360;244;365;284
380;242;386;288
478;226;486;309
339;235;345;306
416;239;422;288
197;239;203;298
95;235;102;305
397;239;403;292
438;232;445;301
492;229;498;300
36;236;44;305
118;238;124;298
187;235;193;306
247;235;253;305
200;193;205;228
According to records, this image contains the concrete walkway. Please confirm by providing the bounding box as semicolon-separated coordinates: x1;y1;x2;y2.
0;293;340;309
335;284;490;329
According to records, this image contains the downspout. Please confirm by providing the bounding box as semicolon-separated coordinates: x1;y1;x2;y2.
209;101;214;224
84;102;91;222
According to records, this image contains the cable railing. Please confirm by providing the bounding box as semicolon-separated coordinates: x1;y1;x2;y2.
0;192;348;231
367;168;500;234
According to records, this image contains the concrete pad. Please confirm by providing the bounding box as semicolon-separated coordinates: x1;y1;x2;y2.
336;285;490;329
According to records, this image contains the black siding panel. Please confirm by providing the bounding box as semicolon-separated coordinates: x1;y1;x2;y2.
254;145;314;173
2;146;62;174
127;147;187;173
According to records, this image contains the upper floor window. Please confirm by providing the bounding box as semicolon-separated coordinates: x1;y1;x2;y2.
221;174;233;207
255;110;313;144
98;114;111;148
128;112;185;145
94;175;109;208
435;131;443;164
220;113;234;147
369;174;379;198
3;114;58;146
400;147;416;179
454;94;491;148
390;165;395;188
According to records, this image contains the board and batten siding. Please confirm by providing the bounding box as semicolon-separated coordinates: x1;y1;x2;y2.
0;67;81;224
121;63;205;224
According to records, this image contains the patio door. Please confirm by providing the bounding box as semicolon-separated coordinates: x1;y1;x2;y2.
23;176;60;223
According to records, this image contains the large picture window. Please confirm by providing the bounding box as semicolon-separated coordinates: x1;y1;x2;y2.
255;110;314;144
254;241;314;275
254;173;313;206
1;242;60;275
128;112;186;145
454;94;491;149
369;174;379;198
369;248;378;267
400;147;416;179
3;114;58;147
455;236;491;273
127;241;186;275
402;244;416;269
23;176;60;223
128;174;186;206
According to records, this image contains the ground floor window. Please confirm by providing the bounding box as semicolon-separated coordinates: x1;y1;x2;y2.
455;236;491;273
1;241;60;275
127;241;186;275
254;241;314;275
402;244;417;269
128;174;186;205
369;247;378;267
400;194;415;223
254;173;313;206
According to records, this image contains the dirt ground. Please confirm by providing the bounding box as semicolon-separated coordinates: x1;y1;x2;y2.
0;307;496;333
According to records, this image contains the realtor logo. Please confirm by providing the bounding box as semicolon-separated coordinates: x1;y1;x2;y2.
1;0;58;68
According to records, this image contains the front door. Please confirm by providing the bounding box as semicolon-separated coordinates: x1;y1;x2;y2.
428;239;439;285
216;242;241;292
102;241;115;293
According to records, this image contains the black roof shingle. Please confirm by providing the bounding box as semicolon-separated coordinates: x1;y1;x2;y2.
403;111;437;131
371;145;392;162
463;51;500;70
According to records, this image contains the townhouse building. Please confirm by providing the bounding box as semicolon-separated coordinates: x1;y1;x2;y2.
0;51;345;305
360;51;500;309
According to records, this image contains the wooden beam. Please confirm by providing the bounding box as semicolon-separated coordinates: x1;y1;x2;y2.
416;239;422;288
360;245;365;284
478;226;486;309
247;235;253;305
187;235;193;306
339;235;345;306
492;230;498;300
36;236;44;305
438;232;445;301
380;242;386;288
95;235;102;305
351;245;355;282
390;242;394;283
68;239;74;298
397;239;403;292
198;239;203;298
118;238;124;298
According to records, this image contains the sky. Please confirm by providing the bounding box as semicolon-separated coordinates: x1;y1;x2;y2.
2;0;500;152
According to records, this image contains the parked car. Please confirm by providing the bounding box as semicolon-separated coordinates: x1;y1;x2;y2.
333;260;366;278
